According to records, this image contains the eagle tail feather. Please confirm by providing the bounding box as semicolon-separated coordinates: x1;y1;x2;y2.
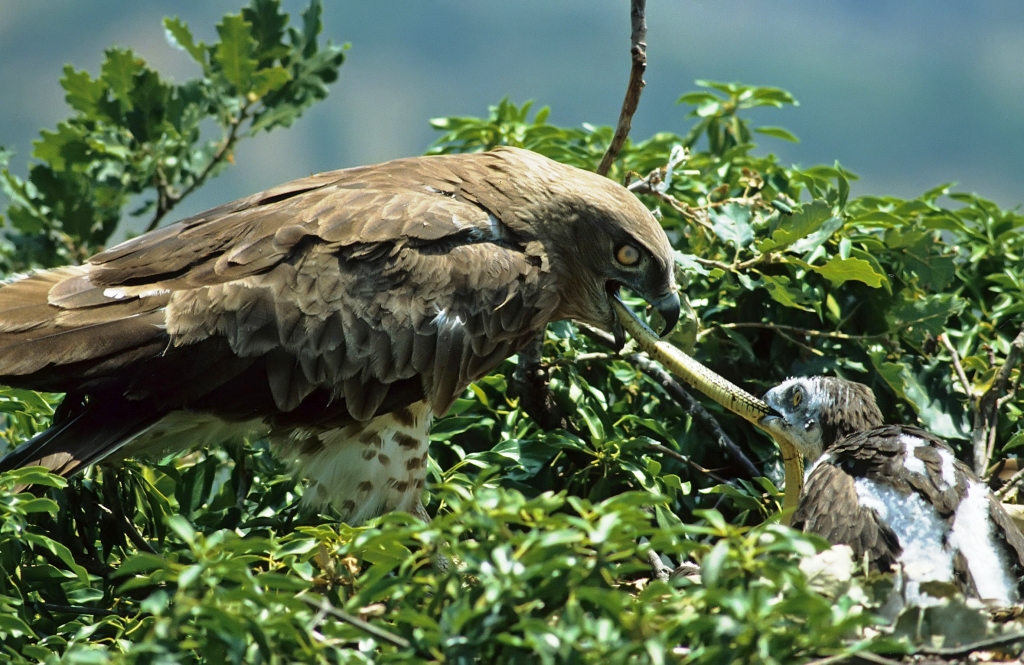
0;398;163;482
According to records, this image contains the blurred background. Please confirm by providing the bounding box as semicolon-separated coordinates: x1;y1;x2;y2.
1;0;1021;225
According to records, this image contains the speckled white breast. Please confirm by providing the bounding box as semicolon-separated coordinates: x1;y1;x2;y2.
283;401;433;524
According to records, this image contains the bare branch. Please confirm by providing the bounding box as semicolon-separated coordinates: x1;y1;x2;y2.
646;548;671;582
577;323;761;478
706;322;889;344
147;105;251;232
301;596;411;649
641;441;731;484
597;0;647;176
938;333;973;401
942;326;1024;476
629;353;761;478
996;463;1024;500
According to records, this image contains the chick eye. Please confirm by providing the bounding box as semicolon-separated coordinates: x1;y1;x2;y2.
615;244;641;266
791;390;803;407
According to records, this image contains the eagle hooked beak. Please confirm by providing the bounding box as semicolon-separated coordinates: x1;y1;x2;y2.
649;291;681;337
608;288;680;350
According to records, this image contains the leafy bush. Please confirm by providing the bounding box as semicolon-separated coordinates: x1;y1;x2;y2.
1;3;1023;663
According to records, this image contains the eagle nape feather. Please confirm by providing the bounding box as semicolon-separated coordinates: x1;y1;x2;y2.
0;146;680;524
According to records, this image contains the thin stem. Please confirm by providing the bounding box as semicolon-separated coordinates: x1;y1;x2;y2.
301;596;411;649
705;322;889;344
995;464;1024;500
641;441;730;484
147;104;252;232
577;323;761;478
597;0;647;177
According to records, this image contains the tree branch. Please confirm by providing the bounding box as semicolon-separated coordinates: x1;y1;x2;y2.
514;0;649;431
706;322;889;344
941;325;1024;476
302;596;411;649
578;323;761;478
629;353;760;478
597;0;647;176
646;548;671;582
37;602;133;618
996;463;1024;500
147;105;251;232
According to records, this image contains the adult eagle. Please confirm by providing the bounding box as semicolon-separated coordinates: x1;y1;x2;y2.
761;376;1024;606
0;147;679;523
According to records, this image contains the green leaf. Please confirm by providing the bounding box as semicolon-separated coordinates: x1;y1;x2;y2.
710;202;753;248
164;17;208;67
701;539;730;587
886;293;963;347
754;126;800;142
1004;430;1024;452
118;552;174;576
870;353;968;439
761;274;814;311
299;0;325;58
791;255;885;288
249;66;291;99
101;48;143;108
31;123;87;171
61;66;106;118
215;14;258;92
756;200;832;252
243;0;290;62
167;514;197;545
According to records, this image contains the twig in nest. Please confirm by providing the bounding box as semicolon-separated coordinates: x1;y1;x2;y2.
578;323;760;478
597;0;647;177
916;630;1024;658
646;549;671;582
940;324;1024;477
641;441;730;484
302;596;411;649
996;463;1024;500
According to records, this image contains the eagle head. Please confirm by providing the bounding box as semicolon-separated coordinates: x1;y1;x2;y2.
760;376;884;462
488;147;679;341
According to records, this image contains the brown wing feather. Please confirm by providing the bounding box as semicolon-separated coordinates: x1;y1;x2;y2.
0;151;559;429
0;146;680;485
793;460;902;572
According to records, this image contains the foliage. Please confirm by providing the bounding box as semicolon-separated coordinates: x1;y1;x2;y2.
1;5;1024;664
0;0;344;269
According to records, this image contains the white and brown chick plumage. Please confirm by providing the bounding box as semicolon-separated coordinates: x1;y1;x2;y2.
761;376;1024;606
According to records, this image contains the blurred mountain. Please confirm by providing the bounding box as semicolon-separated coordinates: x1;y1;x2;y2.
1;0;1021;235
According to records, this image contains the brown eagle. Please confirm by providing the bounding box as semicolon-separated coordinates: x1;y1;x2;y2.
0;147;679;523
761;376;1024;606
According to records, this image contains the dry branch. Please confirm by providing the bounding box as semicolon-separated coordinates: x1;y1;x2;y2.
597;0;647;177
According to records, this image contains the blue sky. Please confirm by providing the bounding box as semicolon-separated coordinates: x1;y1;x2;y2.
1;1;1021;229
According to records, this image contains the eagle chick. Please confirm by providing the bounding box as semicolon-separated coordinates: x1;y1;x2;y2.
761;376;1024;607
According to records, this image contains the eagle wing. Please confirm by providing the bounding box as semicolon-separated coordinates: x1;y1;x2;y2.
793;458;902;572
0;155;558;472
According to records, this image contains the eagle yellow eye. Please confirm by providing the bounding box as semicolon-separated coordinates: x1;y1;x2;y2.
792;391;802;407
615;244;641;266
